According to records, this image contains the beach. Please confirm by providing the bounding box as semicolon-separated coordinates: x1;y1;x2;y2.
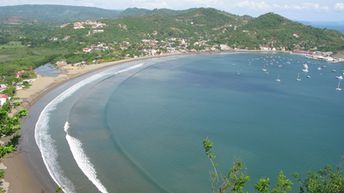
2;54;181;193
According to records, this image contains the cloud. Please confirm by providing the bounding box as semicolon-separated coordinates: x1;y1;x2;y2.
130;0;169;9
236;1;270;10
301;3;329;10
334;2;344;11
233;1;330;11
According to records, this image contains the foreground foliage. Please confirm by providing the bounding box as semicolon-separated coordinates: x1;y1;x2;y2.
203;138;344;193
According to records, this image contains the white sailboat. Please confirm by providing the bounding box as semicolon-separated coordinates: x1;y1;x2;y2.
302;63;309;73
336;79;342;91
336;75;343;80
275;75;281;82
296;73;301;81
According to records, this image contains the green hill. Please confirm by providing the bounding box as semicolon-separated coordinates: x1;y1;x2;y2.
236;12;344;51
0;6;343;79
0;5;122;24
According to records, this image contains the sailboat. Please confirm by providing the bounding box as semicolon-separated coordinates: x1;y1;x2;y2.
336;75;343;80
296;73;301;81
275;75;281;82
302;63;309;73
336;79;342;91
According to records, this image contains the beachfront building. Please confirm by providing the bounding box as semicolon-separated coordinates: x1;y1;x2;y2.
0;94;9;106
0;84;7;93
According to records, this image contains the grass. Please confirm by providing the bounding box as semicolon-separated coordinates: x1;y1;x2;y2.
0;47;67;64
0;169;4;178
0;41;25;49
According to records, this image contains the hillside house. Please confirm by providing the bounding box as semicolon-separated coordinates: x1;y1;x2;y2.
0;94;9;106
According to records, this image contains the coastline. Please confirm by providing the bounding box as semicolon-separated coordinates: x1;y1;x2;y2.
2;52;192;193
1;49;331;193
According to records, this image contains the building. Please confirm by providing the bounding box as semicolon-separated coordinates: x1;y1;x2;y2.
0;84;7;93
83;48;93;53
0;94;9;106
220;44;232;51
16;70;25;78
56;60;67;67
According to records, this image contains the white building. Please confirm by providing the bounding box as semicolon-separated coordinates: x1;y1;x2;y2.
0;94;9;106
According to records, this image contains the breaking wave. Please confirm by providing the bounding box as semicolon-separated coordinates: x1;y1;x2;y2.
64;122;108;193
34;63;144;192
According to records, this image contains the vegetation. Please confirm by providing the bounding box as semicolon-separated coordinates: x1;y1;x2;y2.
0;6;343;80
0;100;27;191
0;169;4;178
0;97;27;158
0;108;28;136
0;5;122;24
55;186;62;193
203;138;344;193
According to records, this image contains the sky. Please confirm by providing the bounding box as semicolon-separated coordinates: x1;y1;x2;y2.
0;0;344;22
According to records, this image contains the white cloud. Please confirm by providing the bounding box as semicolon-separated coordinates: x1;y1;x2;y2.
130;0;169;9
334;2;344;10
302;2;329;10
234;1;330;11
236;1;271;10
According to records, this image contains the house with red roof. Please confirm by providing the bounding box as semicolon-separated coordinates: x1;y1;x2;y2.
0;94;9;106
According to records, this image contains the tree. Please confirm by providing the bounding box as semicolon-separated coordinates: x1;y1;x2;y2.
203;138;293;193
298;165;344;193
203;138;250;193
271;171;293;193
255;178;270;193
16;109;29;118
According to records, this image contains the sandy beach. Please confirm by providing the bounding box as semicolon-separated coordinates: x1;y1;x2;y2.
1;53;188;193
3;57;152;193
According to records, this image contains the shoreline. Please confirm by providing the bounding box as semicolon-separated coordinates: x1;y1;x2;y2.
2;52;193;193
2;49;337;192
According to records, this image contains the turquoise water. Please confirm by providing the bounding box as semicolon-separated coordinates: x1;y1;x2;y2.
38;53;344;193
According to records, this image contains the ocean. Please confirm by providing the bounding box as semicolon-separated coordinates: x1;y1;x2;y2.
35;53;344;193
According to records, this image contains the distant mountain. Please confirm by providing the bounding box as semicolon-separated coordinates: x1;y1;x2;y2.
120;8;151;17
0;5;122;24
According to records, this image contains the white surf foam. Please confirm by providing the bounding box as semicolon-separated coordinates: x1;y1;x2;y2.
64;122;108;193
35;63;144;193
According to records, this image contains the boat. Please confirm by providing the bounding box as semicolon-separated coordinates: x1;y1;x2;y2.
302;68;309;73
302;64;309;73
336;79;342;91
336;75;343;80
296;73;301;81
306;75;311;79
